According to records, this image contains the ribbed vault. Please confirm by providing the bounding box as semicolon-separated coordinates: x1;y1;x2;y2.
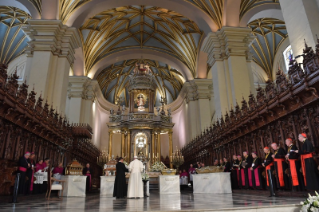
184;0;224;29
80;5;203;77
248;18;287;79
97;59;184;106
0;6;30;65
240;0;280;20
59;0;91;24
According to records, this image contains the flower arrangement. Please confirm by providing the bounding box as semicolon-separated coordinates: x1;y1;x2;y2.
300;192;319;212
123;161;129;167
150;161;166;172
142;173;150;181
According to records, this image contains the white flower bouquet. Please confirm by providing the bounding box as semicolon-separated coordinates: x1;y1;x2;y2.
300;192;319;212
150;161;166;172
142;173;150;181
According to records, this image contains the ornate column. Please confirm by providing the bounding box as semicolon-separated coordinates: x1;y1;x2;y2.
151;131;155;163
168;131;173;168
157;132;161;161
133;134;137;157
108;131;113;160
127;131;131;161
121;132;125;157
202;27;255;118
22;20;81;115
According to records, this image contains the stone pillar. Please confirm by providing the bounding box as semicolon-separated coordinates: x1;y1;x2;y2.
121;132;125;157
202;27;255;118
168;131;173;168
184;79;213;139
66;76;94;126
108;131;113;161
22;20;81;115
280;0;319;62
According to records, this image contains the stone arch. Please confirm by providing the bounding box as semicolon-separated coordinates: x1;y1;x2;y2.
65;0;217;34
88;49;194;81
240;5;283;27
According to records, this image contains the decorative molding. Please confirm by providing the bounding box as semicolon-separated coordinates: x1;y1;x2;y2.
201;27;256;67
22;20;82;65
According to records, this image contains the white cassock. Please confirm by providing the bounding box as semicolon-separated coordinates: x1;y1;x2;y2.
127;159;144;198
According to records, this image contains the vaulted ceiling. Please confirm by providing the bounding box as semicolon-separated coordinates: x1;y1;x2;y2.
248;18;287;79
80;5;203;77
240;0;280;19
97;59;184;106
0;6;30;65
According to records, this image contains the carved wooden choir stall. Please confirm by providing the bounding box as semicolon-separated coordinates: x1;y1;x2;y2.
0;64;101;195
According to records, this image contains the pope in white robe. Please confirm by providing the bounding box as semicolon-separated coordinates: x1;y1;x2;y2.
127;156;144;198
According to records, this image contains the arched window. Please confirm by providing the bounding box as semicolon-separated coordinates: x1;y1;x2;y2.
283;45;294;71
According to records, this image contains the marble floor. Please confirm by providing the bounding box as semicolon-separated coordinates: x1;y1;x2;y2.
0;190;302;212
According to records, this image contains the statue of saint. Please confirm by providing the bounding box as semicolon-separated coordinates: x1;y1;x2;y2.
136;94;146;111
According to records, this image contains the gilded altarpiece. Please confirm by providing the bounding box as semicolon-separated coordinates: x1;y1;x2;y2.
108;63;174;168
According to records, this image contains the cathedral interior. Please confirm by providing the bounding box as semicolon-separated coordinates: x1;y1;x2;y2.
1;0;319;211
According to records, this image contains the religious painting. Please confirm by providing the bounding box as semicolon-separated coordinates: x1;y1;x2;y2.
134;91;149;112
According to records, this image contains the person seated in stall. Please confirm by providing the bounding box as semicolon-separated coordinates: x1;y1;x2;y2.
35;159;44;172
52;163;64;184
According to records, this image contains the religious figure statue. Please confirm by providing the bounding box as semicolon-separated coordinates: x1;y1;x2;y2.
135;94;146;111
110;108;114;115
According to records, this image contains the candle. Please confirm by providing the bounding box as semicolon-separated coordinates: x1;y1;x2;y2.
149;153;150;158
97;157;98;162
153;153;154;158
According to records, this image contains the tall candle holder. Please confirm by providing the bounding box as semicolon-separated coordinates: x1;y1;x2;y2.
97;149;108;173
170;147;184;174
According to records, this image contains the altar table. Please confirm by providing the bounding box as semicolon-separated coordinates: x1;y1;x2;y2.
193;172;232;194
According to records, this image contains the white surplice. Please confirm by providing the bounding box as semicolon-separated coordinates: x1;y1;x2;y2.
127;159;144;198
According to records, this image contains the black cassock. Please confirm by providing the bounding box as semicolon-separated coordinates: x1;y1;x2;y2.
300;139;319;190
287;144;304;191
82;167;93;192
231;159;239;189
264;153;276;189
18;156;29;194
113;162;128;198
273;147;290;190
241;155;253;189
224;162;231;172
251;157;264;190
25;159;36;194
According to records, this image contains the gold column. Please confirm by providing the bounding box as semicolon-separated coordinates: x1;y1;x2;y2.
157;132;161;161
127;132;131;161
169;131;173;168
121;132;125;157
108;131;113;160
133;134;137;157
151;132;155;163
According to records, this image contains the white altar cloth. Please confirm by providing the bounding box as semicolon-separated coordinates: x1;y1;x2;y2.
100;176;115;196
61;175;87;197
159;175;180;194
193;172;232;194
